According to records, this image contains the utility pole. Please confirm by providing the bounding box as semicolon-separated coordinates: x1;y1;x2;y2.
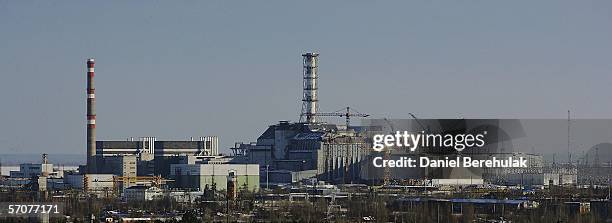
568;110;571;165
608;177;612;201
266;165;269;190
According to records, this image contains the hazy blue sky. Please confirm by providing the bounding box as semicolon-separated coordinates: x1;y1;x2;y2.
1;1;612;155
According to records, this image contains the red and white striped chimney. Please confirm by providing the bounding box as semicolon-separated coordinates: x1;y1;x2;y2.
86;58;97;173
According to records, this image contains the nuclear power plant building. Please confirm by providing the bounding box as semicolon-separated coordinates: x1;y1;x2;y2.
229;53;371;184
233;121;370;184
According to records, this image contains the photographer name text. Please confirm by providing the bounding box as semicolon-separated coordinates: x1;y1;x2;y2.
372;156;527;168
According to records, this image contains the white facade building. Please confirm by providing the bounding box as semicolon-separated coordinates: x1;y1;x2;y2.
170;163;260;191
65;174;115;190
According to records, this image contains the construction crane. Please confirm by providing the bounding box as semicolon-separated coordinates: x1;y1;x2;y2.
409;113;427;132
409;112;432;150
408;113;431;181
382;118;394;186
315;107;369;128
381;114;427;186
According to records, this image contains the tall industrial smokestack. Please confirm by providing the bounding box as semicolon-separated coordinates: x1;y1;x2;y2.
86;58;97;173
300;52;319;123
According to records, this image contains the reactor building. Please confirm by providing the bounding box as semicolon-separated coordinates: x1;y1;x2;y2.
232;53;371;184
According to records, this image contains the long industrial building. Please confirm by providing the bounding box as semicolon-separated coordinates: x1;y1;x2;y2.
96;136;219;157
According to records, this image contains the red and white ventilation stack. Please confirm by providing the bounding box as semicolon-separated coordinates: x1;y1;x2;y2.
86;58;97;173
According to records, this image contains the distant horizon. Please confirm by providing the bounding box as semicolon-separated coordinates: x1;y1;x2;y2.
0;153;84;166
0;151;602;165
